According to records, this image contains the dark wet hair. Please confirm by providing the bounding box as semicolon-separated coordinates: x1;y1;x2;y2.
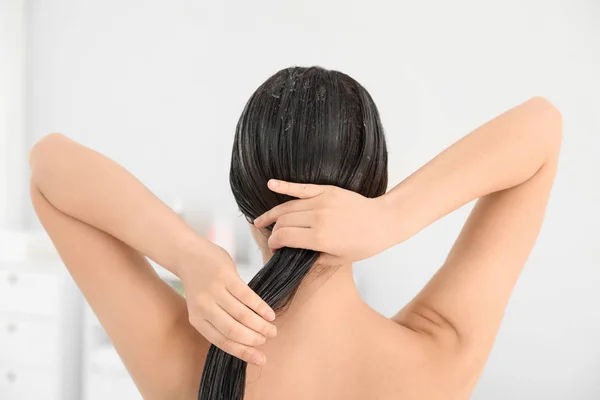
198;66;388;400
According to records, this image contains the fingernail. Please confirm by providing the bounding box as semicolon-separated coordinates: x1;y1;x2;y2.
266;310;276;321
253;353;266;365
269;180;280;187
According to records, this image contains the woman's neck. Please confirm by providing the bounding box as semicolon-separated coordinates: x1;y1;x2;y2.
246;259;368;383
258;256;365;326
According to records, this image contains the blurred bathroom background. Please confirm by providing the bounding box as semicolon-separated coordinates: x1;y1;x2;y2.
1;0;599;399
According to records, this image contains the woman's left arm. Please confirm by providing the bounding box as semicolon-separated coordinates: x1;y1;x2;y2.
31;133;218;276
30;134;276;397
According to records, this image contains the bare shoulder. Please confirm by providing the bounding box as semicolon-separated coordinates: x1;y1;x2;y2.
345;310;463;399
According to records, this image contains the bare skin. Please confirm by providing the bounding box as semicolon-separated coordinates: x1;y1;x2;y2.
30;96;562;399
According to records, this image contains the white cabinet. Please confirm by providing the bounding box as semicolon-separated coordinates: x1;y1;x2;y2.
0;261;83;400
0;269;60;316
0;317;59;367
0;363;58;399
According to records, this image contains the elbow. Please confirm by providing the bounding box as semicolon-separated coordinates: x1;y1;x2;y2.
528;96;563;150
29;133;65;164
29;132;66;184
529;96;563;128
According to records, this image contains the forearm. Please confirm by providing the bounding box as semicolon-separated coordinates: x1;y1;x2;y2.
29;133;206;276
383;96;563;243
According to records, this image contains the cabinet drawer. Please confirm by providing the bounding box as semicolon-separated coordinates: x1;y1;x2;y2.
0;364;58;400
0;269;59;315
0;316;59;368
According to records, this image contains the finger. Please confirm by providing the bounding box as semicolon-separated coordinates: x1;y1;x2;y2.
220;291;278;339
197;319;266;365
228;280;277;322
272;211;316;233
268;227;321;251
208;303;269;347
254;198;314;228
267;179;326;199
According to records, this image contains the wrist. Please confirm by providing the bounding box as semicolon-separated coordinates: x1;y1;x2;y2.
376;189;408;245
173;230;210;278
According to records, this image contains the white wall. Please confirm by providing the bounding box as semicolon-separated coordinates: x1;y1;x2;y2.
0;0;27;230
26;0;600;398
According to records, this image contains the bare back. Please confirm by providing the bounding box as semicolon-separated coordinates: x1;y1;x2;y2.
244;299;452;400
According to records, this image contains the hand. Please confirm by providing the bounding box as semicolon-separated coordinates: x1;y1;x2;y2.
253;179;395;263
178;239;277;365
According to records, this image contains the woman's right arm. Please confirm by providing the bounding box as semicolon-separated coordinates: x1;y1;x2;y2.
386;96;562;359
383;96;562;246
384;96;562;395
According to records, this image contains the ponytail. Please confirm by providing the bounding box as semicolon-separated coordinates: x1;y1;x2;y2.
198;248;319;400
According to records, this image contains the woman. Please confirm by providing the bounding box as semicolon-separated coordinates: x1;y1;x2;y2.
30;66;562;400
